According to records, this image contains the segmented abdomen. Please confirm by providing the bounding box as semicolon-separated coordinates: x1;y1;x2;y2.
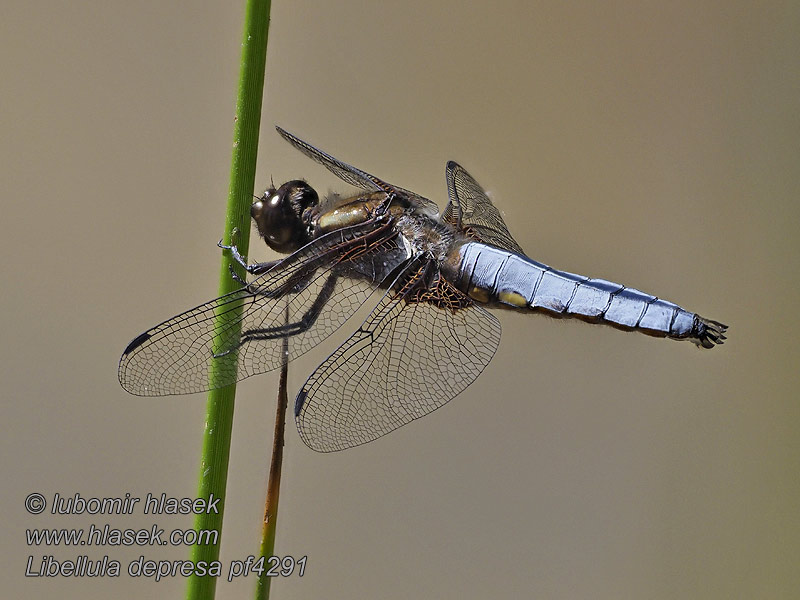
455;242;727;348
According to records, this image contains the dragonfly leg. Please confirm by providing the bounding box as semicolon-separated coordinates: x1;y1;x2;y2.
226;259;283;294
218;239;279;275
227;264;248;287
238;273;339;345
212;272;339;359
374;192;396;216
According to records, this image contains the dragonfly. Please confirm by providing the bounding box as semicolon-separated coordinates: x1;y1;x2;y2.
119;126;728;452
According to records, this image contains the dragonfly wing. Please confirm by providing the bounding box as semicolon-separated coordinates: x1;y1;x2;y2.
276;126;440;216
295;257;501;452
119;220;410;396
443;160;525;255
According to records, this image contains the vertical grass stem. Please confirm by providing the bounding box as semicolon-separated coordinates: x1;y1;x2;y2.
185;1;272;598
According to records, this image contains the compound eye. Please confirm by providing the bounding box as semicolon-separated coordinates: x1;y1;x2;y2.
251;181;317;254
281;180;319;214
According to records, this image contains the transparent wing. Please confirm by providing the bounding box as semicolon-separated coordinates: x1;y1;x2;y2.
119;220;409;396
276;126;440;216
295;258;502;452
443;160;525;255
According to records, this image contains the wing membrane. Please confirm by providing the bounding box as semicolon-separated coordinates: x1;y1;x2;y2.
295;258;502;452
119;221;409;396
443;161;525;254
276;126;440;216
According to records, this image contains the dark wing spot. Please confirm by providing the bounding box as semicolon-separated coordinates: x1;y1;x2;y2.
294;389;308;417
123;332;151;355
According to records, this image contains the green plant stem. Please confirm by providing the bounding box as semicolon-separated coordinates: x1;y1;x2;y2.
185;1;272;599
255;304;290;600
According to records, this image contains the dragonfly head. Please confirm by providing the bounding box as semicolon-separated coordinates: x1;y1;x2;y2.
252;180;319;253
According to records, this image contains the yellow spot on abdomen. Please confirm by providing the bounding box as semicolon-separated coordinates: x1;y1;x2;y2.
498;290;527;308
468;286;490;303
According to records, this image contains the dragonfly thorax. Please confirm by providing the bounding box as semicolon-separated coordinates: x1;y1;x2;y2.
396;213;460;264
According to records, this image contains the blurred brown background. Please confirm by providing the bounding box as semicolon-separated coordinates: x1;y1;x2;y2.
2;1;798;598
